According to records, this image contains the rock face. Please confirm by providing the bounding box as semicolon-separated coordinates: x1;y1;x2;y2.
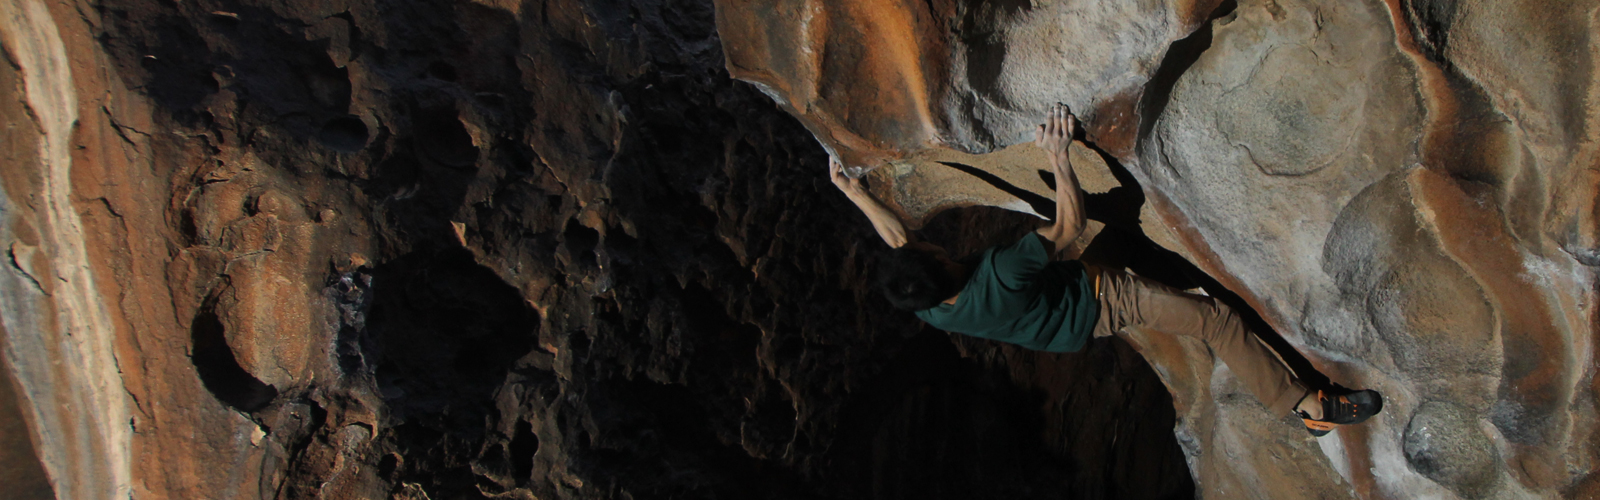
718;0;1600;499
3;0;1594;498
2;0;1204;498
716;0;1223;166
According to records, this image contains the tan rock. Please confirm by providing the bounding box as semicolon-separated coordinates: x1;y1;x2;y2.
718;0;1600;497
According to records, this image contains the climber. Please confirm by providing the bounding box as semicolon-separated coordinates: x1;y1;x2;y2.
829;103;1381;436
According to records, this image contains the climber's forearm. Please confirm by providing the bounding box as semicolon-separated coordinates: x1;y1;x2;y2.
845;188;911;248
1038;153;1085;252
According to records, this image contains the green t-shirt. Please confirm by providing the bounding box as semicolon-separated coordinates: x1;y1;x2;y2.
914;233;1099;353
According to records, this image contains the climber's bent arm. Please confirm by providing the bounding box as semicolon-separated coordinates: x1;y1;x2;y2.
830;159;911;248
1037;148;1086;252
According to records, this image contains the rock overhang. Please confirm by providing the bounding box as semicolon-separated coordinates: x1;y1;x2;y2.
715;0;1600;497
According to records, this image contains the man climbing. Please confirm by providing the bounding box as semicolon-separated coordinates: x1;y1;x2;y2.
829;103;1381;436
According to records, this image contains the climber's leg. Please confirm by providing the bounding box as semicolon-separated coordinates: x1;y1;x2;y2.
1091;268;1309;416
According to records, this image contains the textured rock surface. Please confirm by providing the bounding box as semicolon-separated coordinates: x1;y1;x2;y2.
715;0;1224;168
718;0;1600;499
0;0;130;497
2;0;1204;498
5;0;1594;497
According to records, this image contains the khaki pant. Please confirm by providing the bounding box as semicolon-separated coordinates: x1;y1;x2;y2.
1090;267;1310;416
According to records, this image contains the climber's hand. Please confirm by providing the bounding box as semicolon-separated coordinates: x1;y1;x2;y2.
1033;103;1076;160
829;157;863;194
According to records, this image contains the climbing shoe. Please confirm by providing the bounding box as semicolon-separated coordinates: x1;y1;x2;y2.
1298;388;1383;437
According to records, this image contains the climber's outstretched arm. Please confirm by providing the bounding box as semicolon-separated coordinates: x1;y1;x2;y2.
1034;103;1085;254
830;158;911;248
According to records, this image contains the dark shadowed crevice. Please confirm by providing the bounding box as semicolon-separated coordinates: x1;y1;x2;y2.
378;453;400;478
427;61;459;82
127;15;217;112
1136;0;1238;150
329;270;374;377
509;419;539;485
362;245;537;497
416;106;480;168
1404;0;1460;63
561;219;601;268
317;115;369;152
190;305;279;413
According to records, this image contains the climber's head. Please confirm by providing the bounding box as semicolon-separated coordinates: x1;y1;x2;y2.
877;242;965;311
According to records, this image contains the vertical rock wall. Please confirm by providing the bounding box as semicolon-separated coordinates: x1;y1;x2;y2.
716;0;1600;499
0;0;130;497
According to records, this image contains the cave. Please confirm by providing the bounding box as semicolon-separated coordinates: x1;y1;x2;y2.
0;0;1596;498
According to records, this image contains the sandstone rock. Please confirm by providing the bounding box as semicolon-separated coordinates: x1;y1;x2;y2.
0;1;130;497
717;0;1600;498
715;0;1226;168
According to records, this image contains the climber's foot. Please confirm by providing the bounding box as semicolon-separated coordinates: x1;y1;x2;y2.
1298;388;1383;437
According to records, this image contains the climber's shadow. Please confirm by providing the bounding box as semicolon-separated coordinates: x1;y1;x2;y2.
935;161;1056;217
937;146;1331;391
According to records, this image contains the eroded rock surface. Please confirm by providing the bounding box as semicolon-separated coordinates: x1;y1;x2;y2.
5;0;1593;497
718;0;1600;498
2;0;1203;498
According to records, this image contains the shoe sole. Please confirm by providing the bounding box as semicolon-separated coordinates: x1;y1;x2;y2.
1303;418;1336;437
1302;389;1384;436
1339;390;1383;425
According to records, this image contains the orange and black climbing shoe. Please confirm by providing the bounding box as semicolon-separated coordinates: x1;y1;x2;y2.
1298;389;1383;437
